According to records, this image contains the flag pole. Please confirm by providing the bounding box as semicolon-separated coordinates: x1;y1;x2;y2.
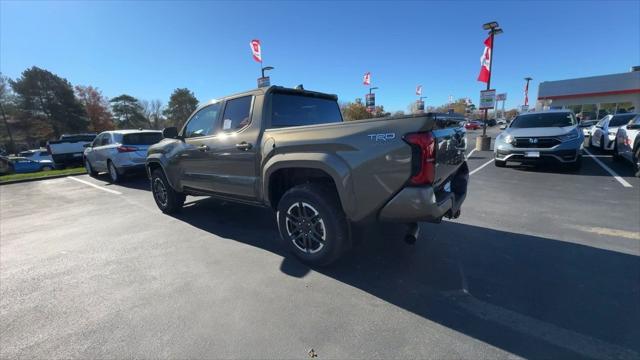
482;28;495;137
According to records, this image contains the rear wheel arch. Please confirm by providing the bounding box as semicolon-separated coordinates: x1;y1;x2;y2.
268;167;341;210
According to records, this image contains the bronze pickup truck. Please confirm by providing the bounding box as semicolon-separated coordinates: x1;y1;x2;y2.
146;86;469;265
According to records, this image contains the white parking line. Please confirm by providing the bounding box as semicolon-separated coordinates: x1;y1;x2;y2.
68;176;122;195
583;149;632;188
469;159;494;176
466;149;477;159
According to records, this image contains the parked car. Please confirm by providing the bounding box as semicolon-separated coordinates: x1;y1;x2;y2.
613;114;640;177
47;133;96;168
146;86;469;266
589;113;638;151
464;120;483;130
496;118;507;125
18;148;53;163
9;157;54;173
494;110;583;170
84;130;163;182
486;118;497;127
0;155;12;174
578;120;598;137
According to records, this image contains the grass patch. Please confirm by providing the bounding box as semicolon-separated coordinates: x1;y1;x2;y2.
0;167;87;183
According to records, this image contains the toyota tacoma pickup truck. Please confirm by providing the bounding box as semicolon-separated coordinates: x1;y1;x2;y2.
146;86;469;265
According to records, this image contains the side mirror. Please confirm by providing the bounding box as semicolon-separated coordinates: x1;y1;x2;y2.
83;143;91;148
162;127;180;139
500;125;507;130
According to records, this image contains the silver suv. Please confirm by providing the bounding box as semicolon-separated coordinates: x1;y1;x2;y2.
494;110;584;170
83;130;163;182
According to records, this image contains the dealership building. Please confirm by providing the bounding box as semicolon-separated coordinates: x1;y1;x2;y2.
536;67;640;120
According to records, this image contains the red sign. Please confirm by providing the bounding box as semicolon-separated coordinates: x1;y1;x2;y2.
363;72;371;86
477;36;492;83
250;39;262;63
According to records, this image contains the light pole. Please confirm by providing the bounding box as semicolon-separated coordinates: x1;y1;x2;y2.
481;21;503;138
523;76;532;108
261;66;274;78
369;86;378;95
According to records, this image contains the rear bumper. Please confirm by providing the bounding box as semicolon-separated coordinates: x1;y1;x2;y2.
378;163;468;223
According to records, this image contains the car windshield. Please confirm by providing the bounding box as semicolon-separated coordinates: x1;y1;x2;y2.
122;132;163;145
510;112;576;128
609;114;636;127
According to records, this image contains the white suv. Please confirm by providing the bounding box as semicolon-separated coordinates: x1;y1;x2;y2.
83;130;163;182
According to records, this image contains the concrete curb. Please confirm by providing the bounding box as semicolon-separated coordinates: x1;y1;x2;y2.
0;172;86;186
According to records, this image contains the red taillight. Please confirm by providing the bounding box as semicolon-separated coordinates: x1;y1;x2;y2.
117;145;138;153
624;136;631;146
405;132;436;185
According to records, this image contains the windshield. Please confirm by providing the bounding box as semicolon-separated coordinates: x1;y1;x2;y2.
609;114;636;127
510;112;576;128
270;94;342;128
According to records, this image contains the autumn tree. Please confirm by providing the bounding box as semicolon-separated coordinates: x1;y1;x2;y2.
10;66;88;138
110;94;147;129
75;85;115;132
341;101;372;121
164;88;198;128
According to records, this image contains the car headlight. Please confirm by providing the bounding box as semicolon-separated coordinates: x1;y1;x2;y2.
503;134;515;145
558;130;579;142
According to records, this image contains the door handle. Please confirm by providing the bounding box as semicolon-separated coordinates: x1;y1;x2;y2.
236;142;253;151
198;145;210;152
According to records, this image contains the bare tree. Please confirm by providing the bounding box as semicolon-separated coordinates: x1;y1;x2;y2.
0;74;16;153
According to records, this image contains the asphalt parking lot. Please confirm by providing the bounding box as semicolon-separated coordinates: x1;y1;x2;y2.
1;127;639;359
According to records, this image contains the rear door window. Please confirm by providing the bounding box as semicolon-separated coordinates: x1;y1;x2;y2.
221;96;253;132
270;94;342;128
609;114;636;127
123;133;163;145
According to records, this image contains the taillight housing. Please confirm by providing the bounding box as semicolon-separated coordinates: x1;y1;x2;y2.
404;132;436;185
117;145;138;153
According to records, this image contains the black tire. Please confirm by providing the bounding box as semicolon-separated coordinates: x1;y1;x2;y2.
633;146;640;178
84;158;98;177
613;141;622;161
276;183;350;266
107;160;121;183
151;168;185;214
568;155;582;172
494;159;506;167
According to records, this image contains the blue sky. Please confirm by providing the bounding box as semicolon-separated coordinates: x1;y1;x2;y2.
1;1;639;112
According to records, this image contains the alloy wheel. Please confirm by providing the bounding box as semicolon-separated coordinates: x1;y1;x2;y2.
284;201;326;254
153;178;168;207
108;163;118;182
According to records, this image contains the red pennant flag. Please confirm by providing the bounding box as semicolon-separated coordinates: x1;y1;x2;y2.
477;36;492;83
363;72;371;86
250;39;262;63
416;85;423;96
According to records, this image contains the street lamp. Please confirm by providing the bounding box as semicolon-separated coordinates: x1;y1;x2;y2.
261;66;274;78
480;21;503;138
369;86;378;95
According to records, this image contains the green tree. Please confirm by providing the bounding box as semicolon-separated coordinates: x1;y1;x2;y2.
0;74;17;153
109;94;147;129
10;66;88;138
75;85;115;132
164;88;198;128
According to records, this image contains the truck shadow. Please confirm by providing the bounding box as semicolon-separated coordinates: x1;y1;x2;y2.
171;197;640;359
